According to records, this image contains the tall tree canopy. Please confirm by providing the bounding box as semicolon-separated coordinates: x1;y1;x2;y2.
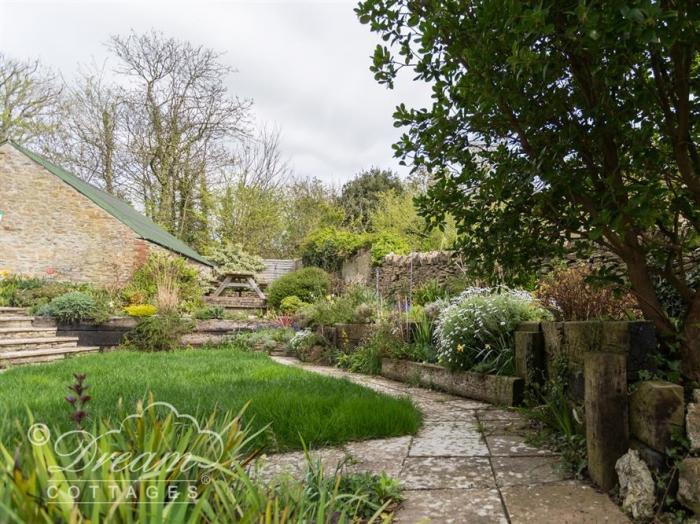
0;54;61;143
341;167;403;230
357;1;700;379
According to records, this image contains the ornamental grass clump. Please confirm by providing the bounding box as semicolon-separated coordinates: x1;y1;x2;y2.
434;287;551;375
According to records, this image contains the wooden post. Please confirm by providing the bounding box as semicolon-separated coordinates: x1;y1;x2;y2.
584;352;629;491
514;330;544;384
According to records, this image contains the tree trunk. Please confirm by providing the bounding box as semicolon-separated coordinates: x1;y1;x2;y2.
681;293;700;382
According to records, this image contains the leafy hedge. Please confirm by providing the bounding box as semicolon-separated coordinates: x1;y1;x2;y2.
300;227;370;271
267;267;331;310
301;227;411;270
369;232;410;264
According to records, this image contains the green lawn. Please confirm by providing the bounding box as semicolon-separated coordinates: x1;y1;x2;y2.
0;346;421;451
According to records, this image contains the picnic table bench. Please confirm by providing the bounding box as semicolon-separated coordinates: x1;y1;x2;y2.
210;271;266;300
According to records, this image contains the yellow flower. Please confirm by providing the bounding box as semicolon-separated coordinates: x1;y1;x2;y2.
456;344;464;353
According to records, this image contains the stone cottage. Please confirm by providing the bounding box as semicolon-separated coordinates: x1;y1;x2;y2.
0;141;212;285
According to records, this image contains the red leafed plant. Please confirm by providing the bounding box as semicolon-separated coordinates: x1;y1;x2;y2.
536;265;642;321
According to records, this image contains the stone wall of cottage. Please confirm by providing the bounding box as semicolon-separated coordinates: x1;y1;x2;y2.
0;144;206;285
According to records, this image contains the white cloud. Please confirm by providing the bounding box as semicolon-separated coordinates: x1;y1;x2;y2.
0;0;431;183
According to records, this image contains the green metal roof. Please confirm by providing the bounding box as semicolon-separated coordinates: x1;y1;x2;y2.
4;141;212;266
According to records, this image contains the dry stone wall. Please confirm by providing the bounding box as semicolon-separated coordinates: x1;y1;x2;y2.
341;250;465;299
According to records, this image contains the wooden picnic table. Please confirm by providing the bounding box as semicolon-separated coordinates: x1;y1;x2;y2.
210;271;266;300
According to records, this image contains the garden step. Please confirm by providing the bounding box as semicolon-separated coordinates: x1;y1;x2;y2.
0;307;29;317
0;327;58;339
0;337;79;352
204;296;267;309
0;317;35;328
0;346;100;367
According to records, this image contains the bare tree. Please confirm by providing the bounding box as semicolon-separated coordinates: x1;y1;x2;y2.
0;53;62;143
108;30;251;239
229;125;292;190
41;66;124;194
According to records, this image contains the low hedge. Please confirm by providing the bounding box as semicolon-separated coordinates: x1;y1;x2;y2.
267;267;331;310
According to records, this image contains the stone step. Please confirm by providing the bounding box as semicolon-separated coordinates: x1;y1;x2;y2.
0;336;79;352
0;327;58;339
0;307;29;317
205;296;267;309
0;316;35;328
0;346;100;367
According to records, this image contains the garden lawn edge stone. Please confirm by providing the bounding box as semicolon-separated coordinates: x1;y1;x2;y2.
380;358;524;406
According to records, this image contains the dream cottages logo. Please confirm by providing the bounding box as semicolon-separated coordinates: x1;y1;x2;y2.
26;401;226;504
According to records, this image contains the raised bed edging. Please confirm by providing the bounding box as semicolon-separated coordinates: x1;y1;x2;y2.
381;358;524;406
47;318;273;348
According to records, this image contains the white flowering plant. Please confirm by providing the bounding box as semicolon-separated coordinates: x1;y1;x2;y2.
434;287;552;375
288;329;317;356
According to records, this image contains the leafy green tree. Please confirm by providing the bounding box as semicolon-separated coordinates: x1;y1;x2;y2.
217;183;285;257
370;186;456;251
357;1;700;379
341;168;403;230
282;178;344;257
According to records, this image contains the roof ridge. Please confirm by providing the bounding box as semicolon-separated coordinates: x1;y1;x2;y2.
5;142;211;267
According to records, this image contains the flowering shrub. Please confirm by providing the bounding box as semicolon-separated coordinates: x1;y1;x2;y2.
434;287;551;375
288;329;317;356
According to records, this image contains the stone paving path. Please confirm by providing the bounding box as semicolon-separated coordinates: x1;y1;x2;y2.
263;357;629;523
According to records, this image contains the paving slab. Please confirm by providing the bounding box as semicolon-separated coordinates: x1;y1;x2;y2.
446;399;493;410
419;403;479;423
346;436;411;477
269;357;629;523
410;422;489;457
479;417;533;436
401;456;495;489
477;409;526;422
501;481;630;523
491;455;570;487
255;448;348;482
395;488;508;524
486;434;557;457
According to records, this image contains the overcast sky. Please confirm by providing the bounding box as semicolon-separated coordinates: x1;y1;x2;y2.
0;0;430;186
